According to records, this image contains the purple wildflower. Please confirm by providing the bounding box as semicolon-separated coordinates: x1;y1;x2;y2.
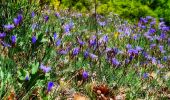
31;12;35;18
126;44;132;49
13;18;19;26
72;47;80;56
84;51;89;58
47;81;54;92
150;44;156;49
25;75;29;81
32;36;37;44
82;71;88;79
143;73;148;78
55;12;60;18
0;32;6;38
53;32;57;40
17;14;23;23
89;53;98;60
111;58;120;66
44;15;49;22
55;39;61;46
40;64;51;73
159;45;166;53
11;35;16;44
59;49;68;55
0;41;11;47
4;24;15;30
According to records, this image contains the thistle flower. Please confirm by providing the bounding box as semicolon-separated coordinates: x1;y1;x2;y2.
82;71;88;79
11;35;16;44
40;64;51;73
47;81;54;92
32;36;37;44
0;32;6;38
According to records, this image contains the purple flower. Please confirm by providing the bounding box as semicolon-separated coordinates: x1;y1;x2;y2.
150;44;156;49
100;35;108;43
160;33;166;39
111;58;120;66
44;15;49;22
148;28;156;35
55;39;61;46
17;14;23;22
136;46;143;52
11;35;16;44
72;47;80;56
32;36;37;44
4;24;15;30
159;45;166;53
31;12;35;18
98;21;106;26
40;64;51;73
143;73;148;78
89;35;96;46
55;12;60;18
84;51;89;58
163;56;168;61
126;44;132;49
64;24;70;33
0;32;6;38
25;75;29;81
59;49;68;55
0;41;11;47
13;18;19;26
82;71;88;79
152;57;157;64
53;32;57;40
89;53;98;60
47;81;54;92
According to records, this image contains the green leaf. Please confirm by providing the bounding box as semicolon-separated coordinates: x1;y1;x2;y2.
31;62;39;74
